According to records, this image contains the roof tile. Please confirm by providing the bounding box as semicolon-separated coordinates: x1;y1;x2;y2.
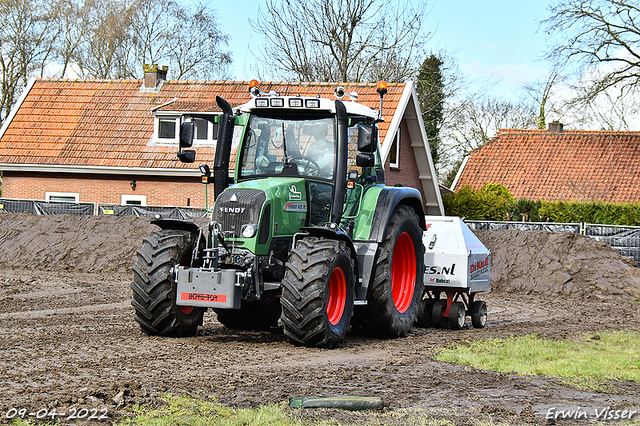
0;79;403;170
456;128;640;203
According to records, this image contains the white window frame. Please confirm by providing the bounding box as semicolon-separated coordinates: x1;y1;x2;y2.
121;194;147;206
153;115;180;144
389;128;400;169
45;192;79;203
152;113;219;147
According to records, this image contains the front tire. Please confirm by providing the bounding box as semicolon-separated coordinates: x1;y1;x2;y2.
131;230;205;337
280;237;355;348
352;205;424;337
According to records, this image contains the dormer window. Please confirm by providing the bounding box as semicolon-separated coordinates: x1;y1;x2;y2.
157;116;178;141
152;114;218;146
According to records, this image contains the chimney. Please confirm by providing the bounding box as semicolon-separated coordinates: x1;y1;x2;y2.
143;63;168;90
548;120;564;134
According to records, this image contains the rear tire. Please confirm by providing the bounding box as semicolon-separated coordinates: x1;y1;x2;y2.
352;205;424;337
215;298;281;330
131;230;205;337
280;237;355;348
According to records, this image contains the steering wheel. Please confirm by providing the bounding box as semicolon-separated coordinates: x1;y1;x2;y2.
290;155;321;176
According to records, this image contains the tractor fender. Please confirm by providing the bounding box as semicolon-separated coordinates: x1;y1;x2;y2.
151;218;201;236
298;226;359;283
368;187;426;242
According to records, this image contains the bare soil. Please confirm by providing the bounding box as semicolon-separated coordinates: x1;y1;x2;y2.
0;214;639;425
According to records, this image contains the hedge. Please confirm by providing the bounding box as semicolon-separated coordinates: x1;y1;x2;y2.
443;185;640;226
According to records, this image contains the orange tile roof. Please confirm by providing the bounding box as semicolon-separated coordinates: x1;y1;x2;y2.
0;79;404;171
454;128;640;203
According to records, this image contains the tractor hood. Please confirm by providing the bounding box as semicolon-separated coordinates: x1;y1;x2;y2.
213;178;309;244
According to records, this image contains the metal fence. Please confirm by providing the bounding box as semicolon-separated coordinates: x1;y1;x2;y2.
0;198;208;219
465;220;640;264
2;198;638;264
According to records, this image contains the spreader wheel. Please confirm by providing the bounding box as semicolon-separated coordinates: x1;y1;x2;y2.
449;301;466;330
471;300;487;328
431;299;447;329
416;298;434;328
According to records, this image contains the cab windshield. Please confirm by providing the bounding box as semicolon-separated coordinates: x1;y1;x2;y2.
239;115;335;180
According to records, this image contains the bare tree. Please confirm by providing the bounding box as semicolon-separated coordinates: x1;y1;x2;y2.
544;0;640;102
523;67;565;129
162;2;232;80
71;0;137;79
441;96;538;163
54;0;93;77
70;0;231;80
0;0;60;124
251;0;430;82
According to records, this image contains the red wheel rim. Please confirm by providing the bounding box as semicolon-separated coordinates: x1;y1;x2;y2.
327;267;346;325
391;232;416;313
179;306;195;315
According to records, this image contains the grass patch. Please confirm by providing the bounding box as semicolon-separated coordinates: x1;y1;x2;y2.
436;331;640;390
111;394;517;426
117;394;302;426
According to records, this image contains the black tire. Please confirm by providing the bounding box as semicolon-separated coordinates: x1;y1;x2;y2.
415;298;434;328
280;237;354;348
471;300;487;328
215;298;281;330
352;205;424;338
432;299;447;329
449;301;466;330
131;229;205;337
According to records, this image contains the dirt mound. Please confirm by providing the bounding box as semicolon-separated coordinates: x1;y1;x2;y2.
476;229;640;301
0;213;170;273
0;213;638;301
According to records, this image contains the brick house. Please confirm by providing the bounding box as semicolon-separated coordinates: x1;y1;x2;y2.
452;122;640;203
0;67;443;214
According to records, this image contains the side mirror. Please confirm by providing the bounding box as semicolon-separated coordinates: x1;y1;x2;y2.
179;122;194;148
356;152;375;167
357;124;378;153
177;150;196;163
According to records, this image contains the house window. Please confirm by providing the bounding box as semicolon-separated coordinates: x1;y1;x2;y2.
192;118;219;143
152;114;218;146
121;194;147;206
158;117;177;139
194;118;208;140
389;129;400;169
45;192;79;203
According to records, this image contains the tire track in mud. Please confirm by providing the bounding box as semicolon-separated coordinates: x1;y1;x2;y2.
0;215;639;424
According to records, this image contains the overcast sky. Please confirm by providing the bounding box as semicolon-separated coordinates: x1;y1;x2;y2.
213;0;556;101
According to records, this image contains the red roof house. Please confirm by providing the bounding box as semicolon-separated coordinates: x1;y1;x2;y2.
0;66;443;214
452;122;640;203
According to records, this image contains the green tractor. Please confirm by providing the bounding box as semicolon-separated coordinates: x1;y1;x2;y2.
131;82;427;348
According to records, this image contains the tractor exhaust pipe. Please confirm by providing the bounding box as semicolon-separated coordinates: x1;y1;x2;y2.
213;96;235;200
331;100;348;225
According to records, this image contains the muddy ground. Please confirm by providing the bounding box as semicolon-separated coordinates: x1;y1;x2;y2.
0;214;639;425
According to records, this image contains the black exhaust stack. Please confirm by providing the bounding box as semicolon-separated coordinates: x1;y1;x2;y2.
331;100;348;225
213;96;235;200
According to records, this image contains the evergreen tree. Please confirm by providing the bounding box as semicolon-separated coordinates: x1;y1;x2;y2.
416;54;445;168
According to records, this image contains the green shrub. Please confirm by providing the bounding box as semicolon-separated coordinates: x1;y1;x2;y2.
481;183;514;200
443;185;514;220
444;186;640;225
